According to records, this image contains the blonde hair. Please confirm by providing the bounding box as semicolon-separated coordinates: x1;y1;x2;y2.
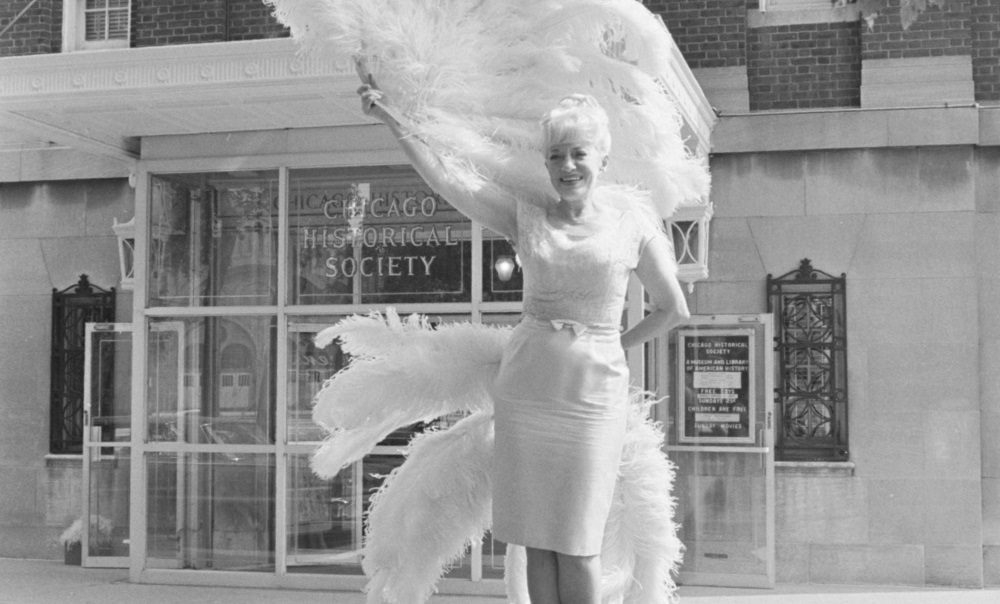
540;94;612;156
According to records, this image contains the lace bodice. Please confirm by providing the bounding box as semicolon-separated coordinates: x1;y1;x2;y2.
515;197;662;327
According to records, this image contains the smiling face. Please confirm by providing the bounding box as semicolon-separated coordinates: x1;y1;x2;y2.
540;95;612;205
545;139;608;204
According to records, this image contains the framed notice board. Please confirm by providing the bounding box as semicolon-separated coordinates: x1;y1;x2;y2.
676;328;755;444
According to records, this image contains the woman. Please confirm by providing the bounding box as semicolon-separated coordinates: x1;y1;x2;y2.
360;83;690;604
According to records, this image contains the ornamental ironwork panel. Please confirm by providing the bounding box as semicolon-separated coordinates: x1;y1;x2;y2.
50;274;115;454
767;259;848;462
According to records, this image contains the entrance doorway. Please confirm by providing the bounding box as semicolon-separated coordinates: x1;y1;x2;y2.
82;322;133;568
665;314;775;588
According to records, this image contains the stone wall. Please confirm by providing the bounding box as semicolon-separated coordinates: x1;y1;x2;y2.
0;179;131;558
977;145;1000;586
701;144;991;587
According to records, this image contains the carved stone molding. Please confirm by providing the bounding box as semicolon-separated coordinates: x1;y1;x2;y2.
0;39;354;100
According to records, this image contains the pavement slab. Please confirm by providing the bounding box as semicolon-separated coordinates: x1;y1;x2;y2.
1;558;997;604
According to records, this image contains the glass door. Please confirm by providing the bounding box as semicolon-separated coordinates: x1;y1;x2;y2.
285;317;368;573
82;323;133;568
144;317;276;573
665;314;775;588
284;313;483;578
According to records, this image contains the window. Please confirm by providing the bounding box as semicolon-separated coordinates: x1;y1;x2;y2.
142;164;524;582
50;274;116;454
767;258;848;461
84;0;129;42
148;171;279;307
62;0;131;52
288;167;472;305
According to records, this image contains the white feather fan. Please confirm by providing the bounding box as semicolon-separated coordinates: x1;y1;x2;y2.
310;309;509;478
362;411;495;604
310;310;682;603
263;0;710;219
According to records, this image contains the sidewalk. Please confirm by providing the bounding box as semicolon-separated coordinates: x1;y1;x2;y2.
1;558;997;604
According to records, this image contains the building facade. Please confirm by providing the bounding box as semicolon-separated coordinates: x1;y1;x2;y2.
0;0;997;593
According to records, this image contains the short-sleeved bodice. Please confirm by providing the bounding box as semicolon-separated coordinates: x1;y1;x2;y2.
515;200;657;327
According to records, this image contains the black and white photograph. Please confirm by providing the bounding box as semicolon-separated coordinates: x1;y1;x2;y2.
0;1;998;603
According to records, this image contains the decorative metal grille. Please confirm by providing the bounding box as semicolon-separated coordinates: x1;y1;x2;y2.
50;274;115;454
767;259;848;461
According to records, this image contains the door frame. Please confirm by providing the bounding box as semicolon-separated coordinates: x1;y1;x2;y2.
82;322;134;568
663;313;775;588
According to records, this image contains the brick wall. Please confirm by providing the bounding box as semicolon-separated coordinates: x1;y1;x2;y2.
227;0;287;41
0;2;988;106
645;0;747;69
49;0;62;53
132;0;286;47
972;0;1000;101
132;0;227;46
862;0;972;60
748;21;862;111
0;0;58;57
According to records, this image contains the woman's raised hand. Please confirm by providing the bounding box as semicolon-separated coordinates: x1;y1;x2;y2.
356;65;393;123
357;75;407;132
351;65;516;237
358;83;385;117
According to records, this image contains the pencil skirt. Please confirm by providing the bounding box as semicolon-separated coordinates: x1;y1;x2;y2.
491;316;629;556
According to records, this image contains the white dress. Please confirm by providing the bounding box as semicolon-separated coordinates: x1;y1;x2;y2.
491;200;662;556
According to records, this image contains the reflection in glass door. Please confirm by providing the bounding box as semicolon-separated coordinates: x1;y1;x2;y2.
285;318;365;573
665;314;775;588
82;323;133;568
145;317;276;572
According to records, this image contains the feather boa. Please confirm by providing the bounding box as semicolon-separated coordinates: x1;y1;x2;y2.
311;311;682;602
263;0;711;219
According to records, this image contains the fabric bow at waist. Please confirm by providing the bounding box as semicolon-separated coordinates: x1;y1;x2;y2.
550;319;589;336
533;317;621;336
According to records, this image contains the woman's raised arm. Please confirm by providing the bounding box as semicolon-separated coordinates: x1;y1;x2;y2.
359;81;518;239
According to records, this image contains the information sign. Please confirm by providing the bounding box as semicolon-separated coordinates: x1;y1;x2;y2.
289;171;471;304
677;329;755;444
